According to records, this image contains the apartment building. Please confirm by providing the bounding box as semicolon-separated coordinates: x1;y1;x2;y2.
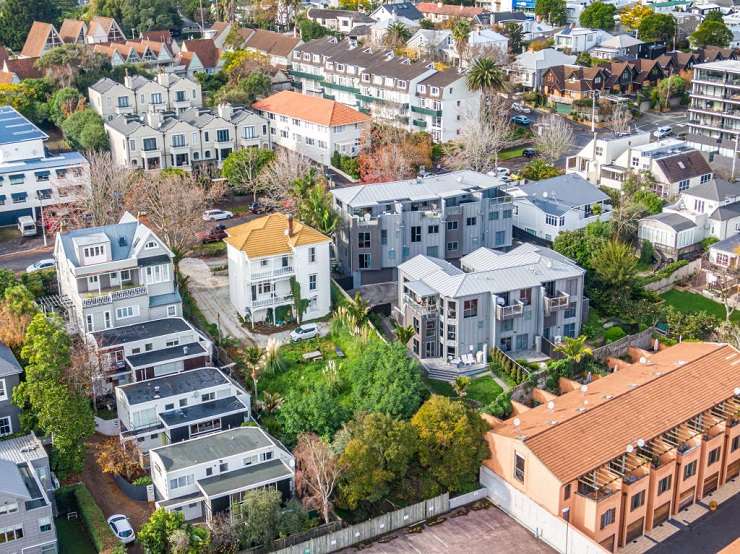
567;134;713;198
116;366;250;452
0;344;22;438
150;427;295;521
554;26;611;53
226;213;332;324
397;243;585;361
288;37;480;142
482;341;740;553
106;104;270;171
414;2;489;24
89;73;203;121
0;434;57;554
252;91;368;165
306;8;374;34
638;178;740;259
331;171;513;287
508;174;612;243
0;105;89;227
687;60;740;158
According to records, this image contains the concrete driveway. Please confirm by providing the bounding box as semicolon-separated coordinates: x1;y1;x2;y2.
179;257;329;347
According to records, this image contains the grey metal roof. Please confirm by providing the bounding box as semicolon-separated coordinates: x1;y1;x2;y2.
0;460;31;499
159;396;247;427
709;233;740;254
641;212;696;232
59;221;139;266
0;151;87;176
151;427;278;471
372;2;422;20
106;115;145;137
92;317;194;348
518;174;610;211
332;170;505;208
198;459;293;498
0;342;22;377
149;290;182;308
0;106;47;144
710;201;740;221
126;342;206;369
90;77;123;94
0;433;47;464
118;366;227;405
307;7;373;22
684;178;740;202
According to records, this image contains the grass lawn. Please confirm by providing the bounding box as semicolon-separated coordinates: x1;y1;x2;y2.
56;517;96;554
499;147;525;161
465;375;503;405
422;376;455;397
661;289;740;322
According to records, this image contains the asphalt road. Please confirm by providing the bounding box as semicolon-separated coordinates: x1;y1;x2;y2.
648;493;740;554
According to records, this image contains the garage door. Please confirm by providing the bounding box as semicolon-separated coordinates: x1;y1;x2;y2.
600;535;615;552
678;487;695;511
625;517;644;544
653;502;671;527
727;459;740;481
703;473;719;497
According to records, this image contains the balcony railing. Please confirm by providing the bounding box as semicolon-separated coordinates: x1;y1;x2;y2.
322;80;360;94
250;265;295;281
82;285;147;307
403;294;438;315
496;300;524;320
289;69;322;81
413;119;427;128
544;291;570;312
250;294;293;309
411;105;442;117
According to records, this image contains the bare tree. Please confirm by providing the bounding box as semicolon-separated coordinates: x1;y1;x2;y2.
257;149;316;205
294;433;343;524
534;114;575;163
444;98;511;172
73;151;134;227
607;102;633;136
704;251;739;321
67;340;106;406
125;172;226;259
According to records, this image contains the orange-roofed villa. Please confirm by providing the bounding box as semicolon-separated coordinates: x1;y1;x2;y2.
252;91;369;166
481;341;740;553
225;213;332;325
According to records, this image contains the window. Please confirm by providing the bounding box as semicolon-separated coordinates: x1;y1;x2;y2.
678;179;690;192
8;174;24;185
631;490;645;511
104;311;111;329
243;455;258;466
447;325;456;340
447;301;456;318
658;475;672;495
515;334;529;350
0;502;18;514
520;288;532;305
683;460;697;480
563;484;571;500
700;173;712;183
564;323;576;337
545;214;560;226
169;475;194;489
179;398;187;408
176;90;186;102
447;221;458;230
411;226;421;242
86;314;94;332
143;137;157;151
165;339;179;347
447;241;459;251
465;216;476;226
84;246;105;258
502;319;513;332
116;305;139;319
171;134;185;147
463;299;478;318
503;209;512;219
564;306;576;319
145;240;157;249
358;232;371;248
217;129;230;142
309;274;317;291
144;264;170;285
164;403;175;411
0;416;11;436
489;211;499;221
600;508;615;529
219;462;229;472
0;524;23;543
428;224;439;234
151;92;162;104
708;447;721;465
206;467;213;476
167;305;177;316
495;231;506;246
426;246;439;257
145;343;153;352
117;96;129;108
308;247;316;262
358;253;370;269
732;435;740;452
201;391;216;402
514;453;525;482
0;379;5;402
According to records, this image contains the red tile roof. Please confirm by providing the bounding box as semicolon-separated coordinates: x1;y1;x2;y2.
253;91;370;127
21;22;55;58
182;39;221;69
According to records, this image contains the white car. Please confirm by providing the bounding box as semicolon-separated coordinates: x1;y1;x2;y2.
290;323;319;342
202;209;233;221
495;167;511;177
653;126;672;139
25;258;55;273
107;514;135;544
512;102;531;114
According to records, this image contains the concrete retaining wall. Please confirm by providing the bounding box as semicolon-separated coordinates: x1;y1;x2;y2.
94;416;119;436
644;259;701;292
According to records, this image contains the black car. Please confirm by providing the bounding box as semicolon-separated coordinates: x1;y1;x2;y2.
249;202;265;214
522;148;537;158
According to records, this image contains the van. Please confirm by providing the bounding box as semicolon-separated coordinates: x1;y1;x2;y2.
654;126;672;139
17;216;37;237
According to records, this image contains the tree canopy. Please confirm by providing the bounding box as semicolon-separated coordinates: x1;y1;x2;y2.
620;2;653;31
88;0;181;35
62;109;109;151
535;0;567;25
638;13;676;43
691;11;733;48
579;1;617;30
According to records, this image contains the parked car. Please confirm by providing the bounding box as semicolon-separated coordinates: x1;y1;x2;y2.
202;209;233;221
290;323;319;342
25;258;55;273
249;202;265;214
512;102;531;114
654;126;672;139
495;167;511;177
522;147;537;158
107;514;135;544
511;115;531;126
196;224;227;244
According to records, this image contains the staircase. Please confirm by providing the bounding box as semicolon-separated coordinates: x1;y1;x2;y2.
425;364;489;383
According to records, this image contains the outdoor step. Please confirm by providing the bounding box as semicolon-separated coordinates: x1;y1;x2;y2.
425;366;489;382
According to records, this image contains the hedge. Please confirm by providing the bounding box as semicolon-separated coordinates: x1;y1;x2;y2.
72;483;119;553
638;259;689;285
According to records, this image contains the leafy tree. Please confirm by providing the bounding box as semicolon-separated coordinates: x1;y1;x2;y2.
240;345;264;398
590;240;638;308
138;508;209;554
420;18;435;29
638;13;676;43
620;1;653;31
61;109;109;151
466;57;507;123
575;52;592;67
232;488;281;548
49;87;85;127
294;433;343;524
411;396;489;495
383;21;412;49
520;159;562;181
535;0;567;25
89;0;181;35
37;44;108;90
554;335;593;368
297;179;339;236
0;284;38;350
452;376;471;398
579;1;616;30
277;499;312;538
351;342;425;420
655;75;686;108
0;0;60;51
691;11;732;48
221;148;275;199
503;22;524;54
337;413;418;510
664;306;718;340
633;190;663;214
393;324;415;345
298;17;334;40
95;438;142;481
553;220;612;268
0;269;17;297
277;381;349;446
213;70;272;105
0;81;53;125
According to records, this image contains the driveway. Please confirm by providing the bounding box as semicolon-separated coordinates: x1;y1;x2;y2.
179;257;329;347
355;504;554;554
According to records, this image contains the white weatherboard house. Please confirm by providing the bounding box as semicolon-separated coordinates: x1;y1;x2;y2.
150;427;295;521
226;214;332;324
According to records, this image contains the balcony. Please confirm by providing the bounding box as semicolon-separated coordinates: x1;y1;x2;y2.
289;69;322;81
403;294;438;315
115;104;134;114
544;291;570;312
496;300;524;320
82;285;147;308
322;80;360;94
249;293;293;309
413;119;427;128
411;105;442;117
249;265;295;281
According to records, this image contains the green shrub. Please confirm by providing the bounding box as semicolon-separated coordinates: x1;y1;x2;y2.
133;475;152;486
71;484;119;553
604;326;626;343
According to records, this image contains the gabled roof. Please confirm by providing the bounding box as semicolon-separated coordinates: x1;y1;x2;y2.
641;211;696;231
372;2;423;20
514;48;576;70
182;39;221;69
90;77;124;94
709;233;740;255
88;16;117;35
597;34;643;49
655;150;711;183
241;28;301;58
253;90;369;127
516;174;610;213
21;22;57;58
710;201;740;221
307;8;374;23
415;2;485;17
0;342;22;378
4;57;42;80
59;19;86;43
225;213;330;258
683;178;739;202
141;30;172;44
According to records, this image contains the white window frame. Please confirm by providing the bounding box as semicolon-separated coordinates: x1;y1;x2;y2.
167;305;177;316
116;305;139;319
0;416;11;436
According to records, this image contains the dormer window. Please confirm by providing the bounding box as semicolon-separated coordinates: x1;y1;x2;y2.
145;240;157;249
362;73;370;82
326;62;334;70
431;86;440;96
84;245;105;258
303;53;310;61
312;54;320;62
336;63;345;71
398;80;407;89
417;84;427;94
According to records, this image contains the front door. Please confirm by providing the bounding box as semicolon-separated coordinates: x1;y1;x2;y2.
726;459;740;481
135;367;155;381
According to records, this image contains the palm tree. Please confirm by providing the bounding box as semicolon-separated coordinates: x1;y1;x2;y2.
554;336;593;365
348;291;371;325
504;22;524;54
383;21;412;49
466;56;507;124
241;345;265;398
260;391;284;415
451;19;471;66
298;183;339;236
393;324;415;345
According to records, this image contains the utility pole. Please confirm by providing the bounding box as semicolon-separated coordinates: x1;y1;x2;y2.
199;0;206;37
591;90;598;134
732;132;739;181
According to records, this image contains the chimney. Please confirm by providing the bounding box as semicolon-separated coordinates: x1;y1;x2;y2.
156;69;172;88
217;103;233;121
287;214;294;236
124;72;134;89
146;108;163;129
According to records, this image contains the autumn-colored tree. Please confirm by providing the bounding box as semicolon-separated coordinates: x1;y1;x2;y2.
358;125;432;183
95;437;144;482
0;284;39;350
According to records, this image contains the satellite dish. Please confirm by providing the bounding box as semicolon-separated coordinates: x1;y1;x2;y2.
735;387;740;396
626;444;634;453
639;356;648;364
637;439;645;448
